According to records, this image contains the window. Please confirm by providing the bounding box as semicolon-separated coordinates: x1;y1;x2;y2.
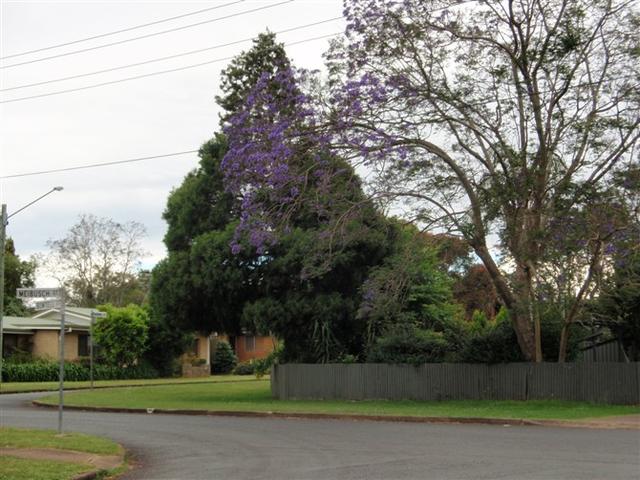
78;334;90;357
244;335;256;352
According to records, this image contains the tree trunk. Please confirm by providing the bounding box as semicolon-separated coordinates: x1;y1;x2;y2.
558;323;570;363
473;244;541;362
510;309;539;362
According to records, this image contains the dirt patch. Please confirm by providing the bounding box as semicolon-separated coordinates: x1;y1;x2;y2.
544;414;640;430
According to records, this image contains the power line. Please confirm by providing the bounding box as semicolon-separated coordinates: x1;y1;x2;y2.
0;32;342;104
1;17;343;92
2;82;636;178
0;0;294;69
0;1;246;60
0;150;200;179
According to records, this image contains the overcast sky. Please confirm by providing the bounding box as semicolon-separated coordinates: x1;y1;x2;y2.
1;0;344;284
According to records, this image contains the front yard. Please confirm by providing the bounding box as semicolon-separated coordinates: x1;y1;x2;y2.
0;374;261;394
37;379;640;421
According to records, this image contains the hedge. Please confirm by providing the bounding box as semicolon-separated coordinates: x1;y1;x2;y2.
1;361;158;382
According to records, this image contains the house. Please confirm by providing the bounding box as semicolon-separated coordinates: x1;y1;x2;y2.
183;333;276;367
2;308;94;361
217;333;277;363
2;308;276;372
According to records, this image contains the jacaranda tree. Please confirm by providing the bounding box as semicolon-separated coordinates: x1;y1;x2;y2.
220;1;639;362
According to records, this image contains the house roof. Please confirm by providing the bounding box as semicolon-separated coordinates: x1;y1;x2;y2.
3;316;69;334
32;307;101;329
5;307;101;333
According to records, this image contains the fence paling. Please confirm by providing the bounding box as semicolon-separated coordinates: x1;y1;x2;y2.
271;363;640;405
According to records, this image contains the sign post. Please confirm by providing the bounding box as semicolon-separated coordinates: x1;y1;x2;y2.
17;287;65;433
89;311;107;390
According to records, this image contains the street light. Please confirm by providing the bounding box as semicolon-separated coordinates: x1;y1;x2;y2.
0;186;64;383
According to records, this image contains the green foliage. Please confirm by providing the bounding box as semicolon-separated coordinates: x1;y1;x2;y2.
1;360;157;382
143;305;194;377
150;138;252;338
590;251;640;360
162;135;234;252
367;325;453;364
3;238;35;316
253;344;284;378
211;341;238;374
460;307;581;363
358;225;463;351
232;361;256;376
216;32;291;123
461;308;524;363
93;304;149;367
154;63;397;364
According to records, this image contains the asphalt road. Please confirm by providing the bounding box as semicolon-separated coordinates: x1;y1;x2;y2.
1;392;639;480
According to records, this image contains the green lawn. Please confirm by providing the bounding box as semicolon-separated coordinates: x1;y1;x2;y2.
0;456;89;480
0;427;123;480
39;379;640;420
1;427;121;455
0;374;261;394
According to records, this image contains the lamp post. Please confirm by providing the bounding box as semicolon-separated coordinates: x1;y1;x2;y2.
0;187;64;384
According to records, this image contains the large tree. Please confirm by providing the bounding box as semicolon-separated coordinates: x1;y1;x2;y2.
220;1;638;361
152;33;402;362
317;0;639;361
44;214;147;306
3;238;36;316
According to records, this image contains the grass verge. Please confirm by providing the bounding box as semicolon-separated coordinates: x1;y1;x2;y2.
0;427;124;480
1;427;121;455
0;374;261;394
38;380;640;421
0;456;88;480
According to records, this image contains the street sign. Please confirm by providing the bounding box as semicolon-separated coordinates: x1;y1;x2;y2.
16;286;66;433
17;288;63;299
35;299;61;310
92;311;108;319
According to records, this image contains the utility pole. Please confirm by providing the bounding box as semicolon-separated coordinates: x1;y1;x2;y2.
58;293;66;433
0;187;63;387
0;204;7;384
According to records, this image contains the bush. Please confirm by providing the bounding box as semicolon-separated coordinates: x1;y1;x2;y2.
94;304;149;367
1;360;159;382
211;341;237;374
367;325;452;364
233;361;255;375
460;307;582;363
460;307;523;363
253;343;284;378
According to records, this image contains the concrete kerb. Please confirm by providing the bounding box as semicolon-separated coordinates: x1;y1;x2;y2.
31;400;640;430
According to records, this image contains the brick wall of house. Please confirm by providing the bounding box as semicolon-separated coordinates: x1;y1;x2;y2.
234;335;276;363
31;330;82;361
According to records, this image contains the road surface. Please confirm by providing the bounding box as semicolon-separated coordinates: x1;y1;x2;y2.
1;392;638;480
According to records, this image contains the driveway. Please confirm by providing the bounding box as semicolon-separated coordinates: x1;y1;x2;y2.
1;392;639;480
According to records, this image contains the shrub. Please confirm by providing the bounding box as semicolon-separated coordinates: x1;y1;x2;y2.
253;343;284;378
5;349;33;364
1;360;158;382
211;341;237;374
367;325;452;364
460;307;523;363
460;307;582;363
233;361;255;375
94;304;149;367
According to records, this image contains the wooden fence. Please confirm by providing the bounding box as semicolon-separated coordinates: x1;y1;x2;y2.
271;363;640;404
